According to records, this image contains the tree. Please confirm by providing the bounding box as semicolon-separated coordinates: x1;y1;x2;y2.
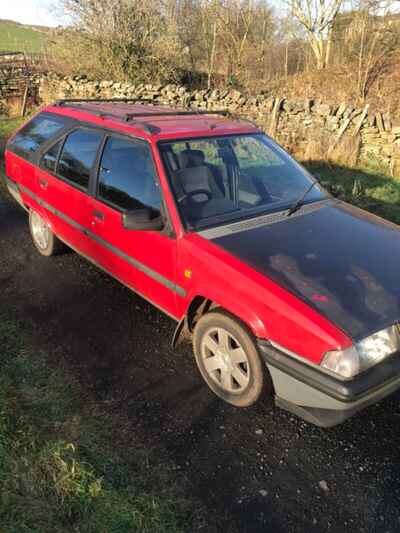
53;0;186;83
287;0;344;69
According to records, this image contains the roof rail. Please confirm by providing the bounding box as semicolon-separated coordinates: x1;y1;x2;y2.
51;99;253;133
125;110;228;119
53;98;160;134
54;98;155;105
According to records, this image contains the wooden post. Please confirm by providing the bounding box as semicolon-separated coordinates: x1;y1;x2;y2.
21;84;29;117
269;97;283;137
352;104;369;137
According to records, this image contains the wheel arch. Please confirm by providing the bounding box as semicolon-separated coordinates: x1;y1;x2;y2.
172;293;268;348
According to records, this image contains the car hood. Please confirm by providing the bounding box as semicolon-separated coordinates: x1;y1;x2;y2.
207;200;400;340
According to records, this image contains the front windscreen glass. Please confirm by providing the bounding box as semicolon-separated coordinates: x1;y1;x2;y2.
160;134;326;230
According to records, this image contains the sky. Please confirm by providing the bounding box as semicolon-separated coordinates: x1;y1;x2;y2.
0;0;61;27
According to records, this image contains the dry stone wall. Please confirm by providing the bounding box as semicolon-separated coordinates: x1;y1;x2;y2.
22;73;400;176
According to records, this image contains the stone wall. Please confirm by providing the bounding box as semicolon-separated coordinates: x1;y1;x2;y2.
31;74;400;176
0;67;41;114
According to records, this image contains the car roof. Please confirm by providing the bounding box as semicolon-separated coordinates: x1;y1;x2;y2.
43;100;260;141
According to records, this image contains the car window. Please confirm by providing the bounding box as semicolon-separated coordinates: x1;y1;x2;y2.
233;136;283;169
41;140;62;173
10;113;67;155
98;137;161;211
161;134;326;230
57;129;103;190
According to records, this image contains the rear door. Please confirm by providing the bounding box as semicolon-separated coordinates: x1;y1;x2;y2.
85;134;181;318
36;127;104;255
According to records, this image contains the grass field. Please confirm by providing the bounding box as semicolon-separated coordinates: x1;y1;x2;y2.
0;19;47;53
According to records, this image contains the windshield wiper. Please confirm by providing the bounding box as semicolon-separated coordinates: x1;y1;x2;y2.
287;180;318;217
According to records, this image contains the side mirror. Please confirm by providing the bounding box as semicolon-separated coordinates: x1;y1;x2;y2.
122;208;164;231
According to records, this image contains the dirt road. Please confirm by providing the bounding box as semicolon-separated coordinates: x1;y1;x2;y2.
1;191;400;533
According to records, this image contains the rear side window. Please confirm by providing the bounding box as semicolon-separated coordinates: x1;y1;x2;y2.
10;114;67;155
57;129;103;190
97;137;161;211
42;140;62;173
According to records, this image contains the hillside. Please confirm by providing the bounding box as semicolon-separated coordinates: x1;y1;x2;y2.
0;19;48;53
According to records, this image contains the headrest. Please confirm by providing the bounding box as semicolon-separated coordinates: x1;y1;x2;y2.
178;149;205;168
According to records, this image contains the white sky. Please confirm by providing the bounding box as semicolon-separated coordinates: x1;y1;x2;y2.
0;0;60;27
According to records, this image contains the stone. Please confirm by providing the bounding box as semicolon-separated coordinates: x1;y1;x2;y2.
230;89;242;102
375;113;385;133
391;159;400;177
314;103;331;116
336;102;347;117
318;480;329;493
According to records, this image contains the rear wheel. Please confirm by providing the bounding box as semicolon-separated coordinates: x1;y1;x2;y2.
29;210;66;256
193;311;267;407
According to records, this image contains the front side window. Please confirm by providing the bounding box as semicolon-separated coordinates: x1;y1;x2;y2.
57;129;103;190
10;113;67;155
160;134;326;229
97;137;161;211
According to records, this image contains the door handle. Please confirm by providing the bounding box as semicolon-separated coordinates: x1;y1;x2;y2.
39;178;48;190
92;210;105;221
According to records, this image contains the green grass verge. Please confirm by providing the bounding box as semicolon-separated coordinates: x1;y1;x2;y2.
0;20;47;53
0;314;190;532
306;161;400;226
0;117;24;138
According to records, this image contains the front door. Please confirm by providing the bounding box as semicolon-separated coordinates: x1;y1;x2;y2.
85;134;180;319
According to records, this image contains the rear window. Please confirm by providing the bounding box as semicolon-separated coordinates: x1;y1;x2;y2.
10;113;68;155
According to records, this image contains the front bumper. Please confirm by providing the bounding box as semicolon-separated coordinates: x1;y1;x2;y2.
257;340;400;427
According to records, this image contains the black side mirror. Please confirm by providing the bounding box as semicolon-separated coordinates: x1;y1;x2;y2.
122;208;164;231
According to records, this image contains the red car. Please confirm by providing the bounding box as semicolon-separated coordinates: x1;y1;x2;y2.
5;99;400;427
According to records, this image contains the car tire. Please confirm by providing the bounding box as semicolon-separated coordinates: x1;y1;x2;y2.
193;310;269;407
29;209;66;256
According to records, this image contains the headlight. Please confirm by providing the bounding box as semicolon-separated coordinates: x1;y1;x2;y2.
321;325;400;379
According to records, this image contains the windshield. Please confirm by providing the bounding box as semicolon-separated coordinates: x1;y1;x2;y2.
160;134;326;230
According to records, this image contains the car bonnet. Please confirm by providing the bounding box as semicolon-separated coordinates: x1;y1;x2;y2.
200;200;400;341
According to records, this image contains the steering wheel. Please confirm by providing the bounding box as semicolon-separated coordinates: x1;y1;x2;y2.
178;189;213;203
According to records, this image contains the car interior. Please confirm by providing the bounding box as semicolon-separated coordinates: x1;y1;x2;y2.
162;141;288;224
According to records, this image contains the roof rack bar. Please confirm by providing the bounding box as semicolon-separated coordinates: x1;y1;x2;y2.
125;110;228;121
53;101;158;134
54;98;156;106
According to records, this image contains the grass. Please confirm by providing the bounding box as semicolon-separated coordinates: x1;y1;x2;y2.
0;117;24;138
306;160;400;226
0;312;190;533
0;20;47;53
0;117;193;530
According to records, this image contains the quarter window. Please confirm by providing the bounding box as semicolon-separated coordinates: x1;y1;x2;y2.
10;114;67;154
57;129;103;190
98;137;161;211
41;140;62;173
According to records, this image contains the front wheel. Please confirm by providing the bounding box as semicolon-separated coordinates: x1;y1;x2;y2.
29;210;66;256
193;311;268;407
